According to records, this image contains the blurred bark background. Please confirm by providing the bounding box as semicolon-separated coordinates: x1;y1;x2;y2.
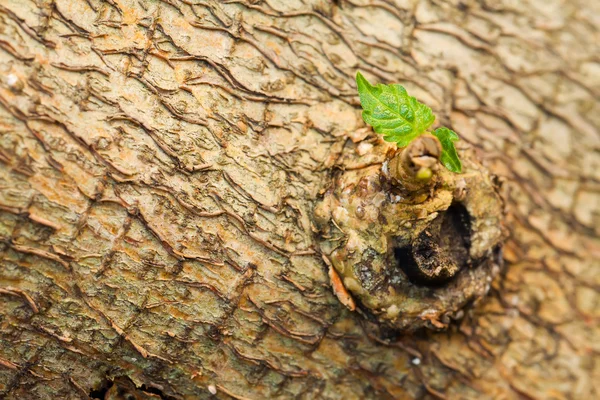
0;0;598;399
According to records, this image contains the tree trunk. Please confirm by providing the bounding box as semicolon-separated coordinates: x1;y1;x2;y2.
0;0;597;399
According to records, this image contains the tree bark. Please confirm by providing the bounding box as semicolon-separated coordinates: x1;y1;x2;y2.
0;0;598;399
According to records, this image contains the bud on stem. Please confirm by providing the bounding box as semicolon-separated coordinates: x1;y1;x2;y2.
387;134;442;192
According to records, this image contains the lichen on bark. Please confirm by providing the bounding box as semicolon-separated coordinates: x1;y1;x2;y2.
0;0;598;399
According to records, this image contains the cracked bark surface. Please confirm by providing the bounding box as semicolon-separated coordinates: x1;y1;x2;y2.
0;0;598;399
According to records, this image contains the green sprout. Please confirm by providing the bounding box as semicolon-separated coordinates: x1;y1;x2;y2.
356;71;462;173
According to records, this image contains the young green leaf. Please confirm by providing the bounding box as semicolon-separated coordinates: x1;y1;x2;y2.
356;71;435;147
433;127;462;173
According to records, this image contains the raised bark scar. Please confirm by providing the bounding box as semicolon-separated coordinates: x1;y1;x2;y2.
314;137;506;331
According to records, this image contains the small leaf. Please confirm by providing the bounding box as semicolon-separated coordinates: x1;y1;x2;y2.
356;71;435;148
433;127;462;173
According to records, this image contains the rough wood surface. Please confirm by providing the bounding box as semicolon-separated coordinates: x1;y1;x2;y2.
0;0;598;399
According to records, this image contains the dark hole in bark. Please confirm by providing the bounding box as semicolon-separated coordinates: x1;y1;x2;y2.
439;202;471;265
394;203;471;286
89;381;111;399
89;376;176;400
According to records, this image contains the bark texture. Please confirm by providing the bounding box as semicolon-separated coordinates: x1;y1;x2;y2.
0;0;598;399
